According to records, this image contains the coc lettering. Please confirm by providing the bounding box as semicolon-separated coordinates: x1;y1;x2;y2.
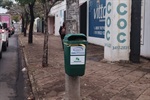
106;2;127;43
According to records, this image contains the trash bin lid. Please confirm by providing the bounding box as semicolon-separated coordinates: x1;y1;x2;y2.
64;33;87;41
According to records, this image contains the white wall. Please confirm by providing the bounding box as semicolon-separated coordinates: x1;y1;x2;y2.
33;17;39;32
50;1;66;14
104;0;131;61
55;11;61;35
50;1;66;36
80;0;87;4
141;0;150;58
48;17;54;34
50;0;88;36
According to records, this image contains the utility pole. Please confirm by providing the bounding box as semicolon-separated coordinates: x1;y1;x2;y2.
130;0;142;63
65;0;80;100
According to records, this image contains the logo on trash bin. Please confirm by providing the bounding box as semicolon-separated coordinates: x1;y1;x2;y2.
70;56;85;65
73;47;84;51
76;57;80;61
74;57;81;63
71;46;85;55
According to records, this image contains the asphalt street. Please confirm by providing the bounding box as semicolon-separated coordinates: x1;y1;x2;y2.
0;32;25;100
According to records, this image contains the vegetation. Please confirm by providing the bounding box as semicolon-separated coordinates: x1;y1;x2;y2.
0;0;64;67
15;0;36;43
0;0;13;9
40;0;62;67
11;15;20;22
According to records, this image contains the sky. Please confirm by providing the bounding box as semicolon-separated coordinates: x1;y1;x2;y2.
0;7;7;13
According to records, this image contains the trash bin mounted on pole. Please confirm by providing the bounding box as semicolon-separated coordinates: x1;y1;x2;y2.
63;33;87;76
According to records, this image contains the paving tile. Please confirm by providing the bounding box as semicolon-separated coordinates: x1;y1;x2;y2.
86;89;116;100
123;74;142;83
137;95;150;100
142;88;150;96
137;77;150;85
112;68;133;77
129;70;147;77
110;96;132;100
82;75;110;88
116;85;146;100
94;69;112;77
144;73;150;78
81;83;99;98
104;78;129;92
103;75;120;82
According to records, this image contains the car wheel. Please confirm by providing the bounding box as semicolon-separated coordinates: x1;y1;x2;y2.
0;50;2;59
7;40;9;47
9;34;11;37
2;42;7;51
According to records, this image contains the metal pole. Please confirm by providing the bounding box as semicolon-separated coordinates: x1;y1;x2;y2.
65;74;80;100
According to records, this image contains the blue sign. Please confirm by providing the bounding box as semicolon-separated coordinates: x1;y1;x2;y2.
89;0;106;38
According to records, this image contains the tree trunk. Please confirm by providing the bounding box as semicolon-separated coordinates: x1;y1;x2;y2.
65;0;80;100
66;0;80;34
21;14;25;33
24;10;29;37
42;1;49;67
28;3;35;44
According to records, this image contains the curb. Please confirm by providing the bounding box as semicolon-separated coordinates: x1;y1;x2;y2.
18;36;37;100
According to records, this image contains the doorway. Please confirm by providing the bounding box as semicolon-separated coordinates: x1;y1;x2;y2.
80;2;87;35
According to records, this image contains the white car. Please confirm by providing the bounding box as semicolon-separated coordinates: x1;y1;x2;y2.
0;31;3;59
0;29;9;51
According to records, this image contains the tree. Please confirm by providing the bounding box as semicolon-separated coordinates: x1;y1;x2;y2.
11;15;20;22
23;5;29;36
66;0;79;34
65;0;80;100
8;2;29;36
16;0;36;43
0;0;2;4
0;0;13;9
28;0;36;43
40;0;62;67
15;0;62;67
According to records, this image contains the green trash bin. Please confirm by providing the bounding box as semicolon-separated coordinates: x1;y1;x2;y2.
63;33;87;76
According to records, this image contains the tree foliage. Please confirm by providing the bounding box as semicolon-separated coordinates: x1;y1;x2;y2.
12;15;20;22
15;0;35;4
0;0;13;9
7;4;24;15
15;0;36;43
12;0;63;67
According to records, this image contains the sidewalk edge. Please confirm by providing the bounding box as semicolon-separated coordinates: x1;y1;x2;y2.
18;36;38;100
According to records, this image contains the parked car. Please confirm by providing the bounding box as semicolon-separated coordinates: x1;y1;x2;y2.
0;30;3;59
0;14;12;37
8;28;12;37
5;25;15;37
0;26;9;51
10;25;15;35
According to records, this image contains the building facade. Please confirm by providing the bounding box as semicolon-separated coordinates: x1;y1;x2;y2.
140;0;150;59
48;0;150;60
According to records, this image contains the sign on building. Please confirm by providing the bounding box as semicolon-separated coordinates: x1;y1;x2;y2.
89;0;106;38
104;0;131;61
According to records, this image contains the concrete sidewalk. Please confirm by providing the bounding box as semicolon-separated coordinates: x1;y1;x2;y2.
19;33;150;100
